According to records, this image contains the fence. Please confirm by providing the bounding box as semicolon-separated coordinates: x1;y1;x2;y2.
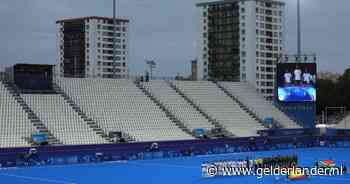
1;131;350;168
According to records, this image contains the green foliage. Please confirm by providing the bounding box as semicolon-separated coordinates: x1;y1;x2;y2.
317;69;350;114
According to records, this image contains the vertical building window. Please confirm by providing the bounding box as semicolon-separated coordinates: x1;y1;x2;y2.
242;73;246;80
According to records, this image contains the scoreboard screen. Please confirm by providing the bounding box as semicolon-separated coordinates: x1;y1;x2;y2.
277;63;316;102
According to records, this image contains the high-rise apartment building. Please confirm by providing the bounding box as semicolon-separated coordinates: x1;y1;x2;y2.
56;16;129;78
196;0;285;99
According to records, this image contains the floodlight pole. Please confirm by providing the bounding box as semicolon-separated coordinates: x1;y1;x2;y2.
297;0;301;62
112;0;117;78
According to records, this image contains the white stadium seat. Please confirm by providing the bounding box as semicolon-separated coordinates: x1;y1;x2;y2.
219;82;301;129
172;81;265;137
22;94;108;145
336;114;350;129
142;80;214;131
0;78;303;147
0;81;35;148
57;78;194;142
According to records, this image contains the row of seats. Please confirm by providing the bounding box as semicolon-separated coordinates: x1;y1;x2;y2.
337;114;350;129
22;94;108;145
0;78;303;147
0;81;34;148
219;82;301;129
142;80;214;131
172;81;265;137
57;78;194;142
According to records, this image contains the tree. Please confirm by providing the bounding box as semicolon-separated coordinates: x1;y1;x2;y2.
316;68;350;115
316;79;336;114
337;68;350;109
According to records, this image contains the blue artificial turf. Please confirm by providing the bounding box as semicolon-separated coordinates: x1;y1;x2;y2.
1;147;350;184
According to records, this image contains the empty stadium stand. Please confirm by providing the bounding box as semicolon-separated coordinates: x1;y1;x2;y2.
56;78;194;142
53;84;115;143
336;114;350;129
22;94;109;145
140;80;215;132
218;82;301;129
1;75;305;148
2;81;61;145
171;81;265;137
0;81;34;148
167;81;232;137
135;81;195;137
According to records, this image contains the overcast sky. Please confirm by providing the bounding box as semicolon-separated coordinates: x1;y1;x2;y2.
0;0;349;77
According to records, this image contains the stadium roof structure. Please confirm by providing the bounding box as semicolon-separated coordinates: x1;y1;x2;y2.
56;16;129;24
